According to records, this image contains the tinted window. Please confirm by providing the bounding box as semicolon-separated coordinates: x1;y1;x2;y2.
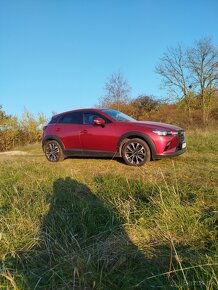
48;116;60;124
59;112;83;124
83;112;111;125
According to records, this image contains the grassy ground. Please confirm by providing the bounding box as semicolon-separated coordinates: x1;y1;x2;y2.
0;131;217;289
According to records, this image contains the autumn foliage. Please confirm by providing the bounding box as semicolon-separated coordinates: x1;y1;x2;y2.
102;90;218;129
0;106;46;151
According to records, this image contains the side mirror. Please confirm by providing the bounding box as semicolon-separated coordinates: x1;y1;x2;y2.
93;117;105;127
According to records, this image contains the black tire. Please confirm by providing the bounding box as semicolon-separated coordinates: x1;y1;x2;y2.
44;140;65;162
121;138;151;166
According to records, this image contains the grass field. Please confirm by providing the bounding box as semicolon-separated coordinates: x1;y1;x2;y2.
0;131;217;289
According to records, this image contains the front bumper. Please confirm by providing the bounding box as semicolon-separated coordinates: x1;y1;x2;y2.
154;147;187;159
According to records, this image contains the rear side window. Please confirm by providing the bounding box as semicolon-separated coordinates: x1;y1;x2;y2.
59;112;83;124
48;116;60;124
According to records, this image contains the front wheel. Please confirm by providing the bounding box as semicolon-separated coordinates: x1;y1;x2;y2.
44;140;65;162
121;138;151;166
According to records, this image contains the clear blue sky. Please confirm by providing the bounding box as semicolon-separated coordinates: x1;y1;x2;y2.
0;0;218;119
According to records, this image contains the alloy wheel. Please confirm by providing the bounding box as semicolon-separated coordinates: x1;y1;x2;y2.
45;142;60;162
124;142;146;165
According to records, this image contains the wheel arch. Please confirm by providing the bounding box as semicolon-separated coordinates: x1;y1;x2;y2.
42;135;65;152
117;132;156;158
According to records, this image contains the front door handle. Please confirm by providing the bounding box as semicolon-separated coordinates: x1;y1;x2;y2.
80;129;88;134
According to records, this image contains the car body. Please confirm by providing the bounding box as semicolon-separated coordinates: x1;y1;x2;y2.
42;108;186;166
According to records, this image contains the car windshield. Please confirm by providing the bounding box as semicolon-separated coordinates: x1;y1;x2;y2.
101;109;136;122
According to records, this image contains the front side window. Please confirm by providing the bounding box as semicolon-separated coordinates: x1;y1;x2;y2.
83;112;110;125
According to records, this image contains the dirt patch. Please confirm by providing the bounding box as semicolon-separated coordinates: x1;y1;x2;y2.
0;151;30;156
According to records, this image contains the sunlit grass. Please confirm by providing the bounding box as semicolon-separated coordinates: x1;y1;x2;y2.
0;132;217;289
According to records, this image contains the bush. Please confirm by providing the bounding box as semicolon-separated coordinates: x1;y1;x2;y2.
0;109;46;152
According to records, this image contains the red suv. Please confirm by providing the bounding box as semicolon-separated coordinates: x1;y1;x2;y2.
42;108;186;166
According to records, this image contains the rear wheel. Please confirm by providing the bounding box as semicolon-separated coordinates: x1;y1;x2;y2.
44;140;65;162
121;138;150;166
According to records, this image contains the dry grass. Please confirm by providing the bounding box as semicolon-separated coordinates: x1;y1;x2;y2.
0;131;217;289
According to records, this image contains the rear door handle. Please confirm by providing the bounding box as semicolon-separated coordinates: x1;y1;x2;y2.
80;129;88;134
56;128;60;132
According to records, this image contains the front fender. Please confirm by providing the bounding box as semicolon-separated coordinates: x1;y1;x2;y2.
117;131;156;158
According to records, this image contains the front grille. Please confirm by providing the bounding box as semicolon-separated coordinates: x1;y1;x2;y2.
178;130;185;143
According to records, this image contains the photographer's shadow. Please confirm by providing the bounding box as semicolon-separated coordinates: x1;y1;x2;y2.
21;177;147;289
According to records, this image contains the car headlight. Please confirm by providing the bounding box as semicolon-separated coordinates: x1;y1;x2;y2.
152;130;173;136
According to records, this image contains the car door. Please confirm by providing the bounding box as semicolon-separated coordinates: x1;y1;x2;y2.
80;111;118;153
57;112;83;150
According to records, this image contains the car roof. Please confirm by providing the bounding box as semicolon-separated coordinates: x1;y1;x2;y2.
51;108;113;120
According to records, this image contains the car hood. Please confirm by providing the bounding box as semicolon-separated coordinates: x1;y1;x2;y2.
129;121;183;131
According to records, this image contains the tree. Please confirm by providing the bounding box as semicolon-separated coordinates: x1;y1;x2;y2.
155;45;195;116
156;38;218;124
155;45;191;98
187;37;218;124
130;95;159;120
99;72;131;110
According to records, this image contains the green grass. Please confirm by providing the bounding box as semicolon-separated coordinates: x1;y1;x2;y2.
0;132;217;289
